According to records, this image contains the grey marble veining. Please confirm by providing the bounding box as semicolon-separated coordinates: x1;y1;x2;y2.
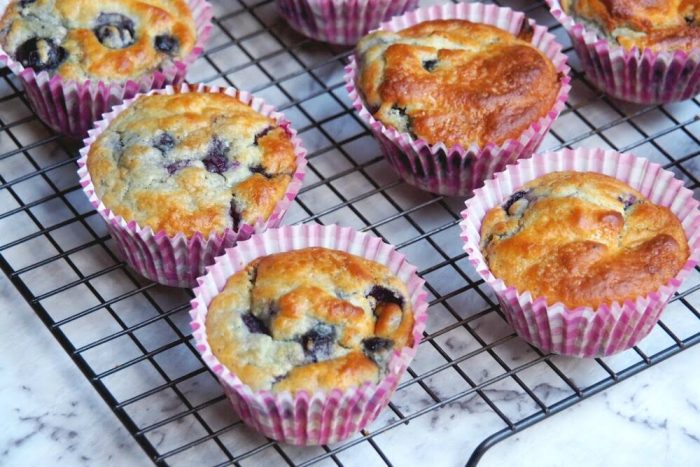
481;347;700;467
0;276;148;467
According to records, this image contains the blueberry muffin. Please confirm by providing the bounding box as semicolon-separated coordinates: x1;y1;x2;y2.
355;19;562;149
480;171;689;308
0;0;197;80
205;247;415;392
86;91;297;237
559;0;700;52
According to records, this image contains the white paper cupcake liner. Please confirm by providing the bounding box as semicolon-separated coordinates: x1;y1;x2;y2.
189;224;429;445
344;2;571;196
459;148;700;357
77;83;308;288
0;0;213;138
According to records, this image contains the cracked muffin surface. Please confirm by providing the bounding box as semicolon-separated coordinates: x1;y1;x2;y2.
87;91;297;237
560;0;700;52
205;247;415;393
354;19;561;148
0;0;197;80
480;171;689;308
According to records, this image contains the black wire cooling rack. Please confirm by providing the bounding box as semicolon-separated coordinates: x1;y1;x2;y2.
1;0;699;465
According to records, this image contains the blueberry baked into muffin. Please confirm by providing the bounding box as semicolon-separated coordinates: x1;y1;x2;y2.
480;171;689;308
559;0;700;52
86;91;297;237
0;0;197;80
205;247;415;392
355;19;562;149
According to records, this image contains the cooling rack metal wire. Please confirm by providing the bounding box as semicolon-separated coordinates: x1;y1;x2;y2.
0;0;699;465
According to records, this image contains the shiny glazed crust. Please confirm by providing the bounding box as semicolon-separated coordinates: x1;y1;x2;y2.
480;171;689;309
355;19;561;148
205;247;415;393
560;0;700;52
0;0;196;80
87;92;297;237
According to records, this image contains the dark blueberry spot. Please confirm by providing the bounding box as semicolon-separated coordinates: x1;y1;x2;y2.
208;137;227;156
391;105;407;118
502;190;528;214
242;312;270;335
202;138;231;174
165;160;190;175
362;337;394;366
253;126;273;145
249;165;272;178
367;285;404;309
20;0;36;7
94;13;135;49
362;337;393;354
154;35;179;55
267;302;279;318
229;200;242;231
482;233;496;248
154;132;175;153
422;59;438;72
271;374;286;385
113;130;126;153
300;324;336;363
685;15;695;25
15;38;67;72
248;265;257;284
203;155;230;174
618;194;638;210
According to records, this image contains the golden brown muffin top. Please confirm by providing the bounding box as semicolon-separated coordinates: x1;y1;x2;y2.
355;19;561;148
87;91;297;237
560;0;700;51
0;0;197;80
206;248;415;393
480;171;689;309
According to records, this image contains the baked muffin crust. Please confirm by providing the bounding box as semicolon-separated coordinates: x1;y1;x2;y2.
560;0;700;51
87;91;297;237
0;0;197;80
205;247;415;393
480;171;689;308
355;19;561;148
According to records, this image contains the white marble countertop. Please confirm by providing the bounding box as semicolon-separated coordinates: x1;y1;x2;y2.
2;270;699;466
1;0;700;465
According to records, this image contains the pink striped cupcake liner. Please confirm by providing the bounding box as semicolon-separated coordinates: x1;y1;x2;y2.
0;0;213;139
546;0;700;104
189;224;429;445
77;83;308;288
277;0;419;46
459;148;700;358
344;2;571;197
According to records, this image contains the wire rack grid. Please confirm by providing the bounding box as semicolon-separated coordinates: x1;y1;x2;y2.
1;0;699;465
